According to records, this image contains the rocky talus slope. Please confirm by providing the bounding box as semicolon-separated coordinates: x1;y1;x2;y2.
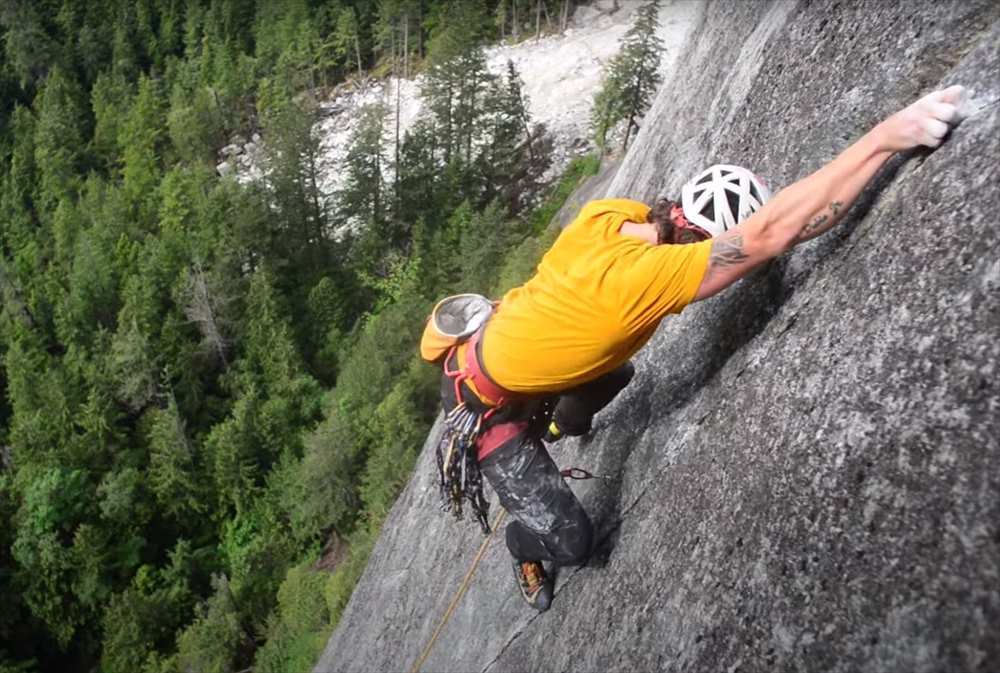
314;1;1000;671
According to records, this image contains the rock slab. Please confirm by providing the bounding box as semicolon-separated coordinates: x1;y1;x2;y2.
315;1;1000;672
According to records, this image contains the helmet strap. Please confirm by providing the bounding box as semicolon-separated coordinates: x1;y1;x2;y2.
670;204;711;243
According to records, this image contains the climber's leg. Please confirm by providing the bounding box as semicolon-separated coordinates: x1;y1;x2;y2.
479;432;593;565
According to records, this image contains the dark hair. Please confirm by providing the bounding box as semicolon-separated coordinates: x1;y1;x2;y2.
649;198;678;245
649;197;708;244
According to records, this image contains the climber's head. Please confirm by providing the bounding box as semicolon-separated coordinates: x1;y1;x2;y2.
677;164;771;239
649;198;707;244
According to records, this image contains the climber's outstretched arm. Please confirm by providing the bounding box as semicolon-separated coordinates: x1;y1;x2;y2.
693;85;968;302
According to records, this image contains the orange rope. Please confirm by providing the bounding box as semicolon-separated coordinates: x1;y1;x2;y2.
409;509;508;673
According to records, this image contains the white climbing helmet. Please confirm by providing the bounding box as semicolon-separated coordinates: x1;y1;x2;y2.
680;164;771;238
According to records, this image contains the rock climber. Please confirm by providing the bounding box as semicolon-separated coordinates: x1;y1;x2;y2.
421;85;969;611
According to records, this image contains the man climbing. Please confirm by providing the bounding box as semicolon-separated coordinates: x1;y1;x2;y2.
423;85;969;611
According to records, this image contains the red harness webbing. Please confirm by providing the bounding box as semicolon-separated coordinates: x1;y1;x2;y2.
441;328;527;461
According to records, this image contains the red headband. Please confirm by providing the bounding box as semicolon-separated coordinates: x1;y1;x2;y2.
669;203;711;242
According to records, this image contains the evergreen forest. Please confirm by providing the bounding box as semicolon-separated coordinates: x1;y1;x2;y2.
0;1;602;671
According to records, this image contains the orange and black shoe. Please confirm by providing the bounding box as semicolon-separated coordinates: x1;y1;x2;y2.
512;559;553;611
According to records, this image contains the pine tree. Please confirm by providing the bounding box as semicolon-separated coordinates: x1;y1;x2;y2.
479;60;550;212
90;72;134;170
396;118;441;228
0;106;43;330
147;390;204;521
33;66;87;211
262;98;330;276
339;102;389;230
590;0;662;153
120;75;168;226
332;6;364;79
0;1;60;87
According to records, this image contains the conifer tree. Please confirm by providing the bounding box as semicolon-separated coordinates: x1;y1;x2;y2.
33;67;86;211
91;72;133;170
332;6;364;79
147;390;204;521
0;1;59;87
590;0;662;152
339;102;389;230
120;75;168;227
480;60;550;212
262;98;330;276
396;118;441;227
422;2;493;167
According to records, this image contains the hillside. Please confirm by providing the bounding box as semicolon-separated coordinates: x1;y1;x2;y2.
314;1;1000;671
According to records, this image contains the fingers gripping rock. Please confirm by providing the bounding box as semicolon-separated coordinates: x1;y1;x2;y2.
892;85;969;149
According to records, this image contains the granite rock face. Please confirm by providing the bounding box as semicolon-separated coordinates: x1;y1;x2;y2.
314;1;1000;672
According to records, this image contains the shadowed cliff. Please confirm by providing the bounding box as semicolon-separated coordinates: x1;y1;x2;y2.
315;1;1000;671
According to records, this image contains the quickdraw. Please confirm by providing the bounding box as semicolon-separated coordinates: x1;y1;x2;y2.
560;467;614;481
436;346;492;534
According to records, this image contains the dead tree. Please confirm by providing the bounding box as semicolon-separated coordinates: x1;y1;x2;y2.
183;263;231;368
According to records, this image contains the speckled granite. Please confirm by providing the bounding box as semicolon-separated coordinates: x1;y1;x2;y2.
315;1;1000;671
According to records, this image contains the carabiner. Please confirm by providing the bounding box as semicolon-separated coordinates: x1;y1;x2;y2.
560;467;612;481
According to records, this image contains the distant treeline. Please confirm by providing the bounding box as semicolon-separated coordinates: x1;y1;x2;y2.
0;1;599;672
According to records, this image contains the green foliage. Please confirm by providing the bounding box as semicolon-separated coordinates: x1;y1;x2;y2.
33;67;87;211
338;102;390;231
0;4;604;672
331;6;364;77
303;275;354;382
120;75;168;224
283;410;363;542
526;152;600;234
0;2;60;88
359;359;437;519
11;467;95;647
166;77;226;165
0;657;36;673
425;1;490;64
100;542;197;673
90;72;133;169
261;98;332;280
591;0;662;152
175;575;251;673
422;33;492;169
252;564;331;673
147;392;205;521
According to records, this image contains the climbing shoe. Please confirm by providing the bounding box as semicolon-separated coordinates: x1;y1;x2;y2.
512;559;553;611
542;420;564;444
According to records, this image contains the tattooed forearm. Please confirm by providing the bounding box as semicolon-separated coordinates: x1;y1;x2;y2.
708;234;749;268
801;201;845;238
803;213;829;236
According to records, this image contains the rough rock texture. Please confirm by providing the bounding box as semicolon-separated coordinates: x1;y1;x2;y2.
314;1;1000;672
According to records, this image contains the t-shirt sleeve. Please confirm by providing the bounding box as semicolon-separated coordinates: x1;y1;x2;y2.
618;239;713;331
572;199;651;232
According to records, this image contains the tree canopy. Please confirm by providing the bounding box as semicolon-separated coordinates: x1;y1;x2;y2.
0;2;606;672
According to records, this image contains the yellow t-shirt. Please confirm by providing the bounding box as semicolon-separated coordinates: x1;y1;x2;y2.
482;198;712;394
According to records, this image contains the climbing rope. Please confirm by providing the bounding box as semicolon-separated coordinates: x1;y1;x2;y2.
409;509;508;673
409;465;611;672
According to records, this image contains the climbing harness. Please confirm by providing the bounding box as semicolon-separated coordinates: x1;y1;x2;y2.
436;328;524;534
